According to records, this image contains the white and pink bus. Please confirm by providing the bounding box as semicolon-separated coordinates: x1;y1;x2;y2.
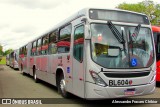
19;8;156;99
9;49;19;70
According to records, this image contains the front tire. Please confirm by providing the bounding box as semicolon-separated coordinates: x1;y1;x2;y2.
58;74;69;98
33;70;39;83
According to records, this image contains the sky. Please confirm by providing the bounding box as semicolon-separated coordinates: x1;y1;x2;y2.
0;0;160;51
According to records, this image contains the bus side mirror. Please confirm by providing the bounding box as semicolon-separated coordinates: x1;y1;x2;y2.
85;24;91;39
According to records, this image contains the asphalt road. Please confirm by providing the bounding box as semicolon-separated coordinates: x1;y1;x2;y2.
0;65;160;107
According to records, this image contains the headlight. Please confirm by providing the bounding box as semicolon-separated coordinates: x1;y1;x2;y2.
149;75;156;84
149;70;156;84
89;70;107;87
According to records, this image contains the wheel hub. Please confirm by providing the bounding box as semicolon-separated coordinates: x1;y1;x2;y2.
34;73;36;80
60;79;66;94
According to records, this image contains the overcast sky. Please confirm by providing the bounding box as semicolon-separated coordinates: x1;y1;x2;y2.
0;0;160;51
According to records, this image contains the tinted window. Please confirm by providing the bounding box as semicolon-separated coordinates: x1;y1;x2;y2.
157;33;160;54
37;38;42;55
58;24;71;53
73;25;84;62
42;35;49;55
49;31;58;54
60;24;72;40
31;41;37;56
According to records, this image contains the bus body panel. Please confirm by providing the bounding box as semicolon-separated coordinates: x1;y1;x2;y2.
47;54;58;86
152;26;160;82
156;60;160;81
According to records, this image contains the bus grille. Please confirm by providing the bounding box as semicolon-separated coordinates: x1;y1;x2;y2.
104;71;150;78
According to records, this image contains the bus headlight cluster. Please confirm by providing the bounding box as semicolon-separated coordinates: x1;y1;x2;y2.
149;70;156;84
89;70;107;87
149;75;156;84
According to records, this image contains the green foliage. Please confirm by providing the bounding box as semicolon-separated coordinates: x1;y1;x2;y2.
0;57;6;65
117;0;160;25
4;49;13;56
0;45;3;55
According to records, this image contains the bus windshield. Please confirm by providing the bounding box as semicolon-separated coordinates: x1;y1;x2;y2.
91;23;154;68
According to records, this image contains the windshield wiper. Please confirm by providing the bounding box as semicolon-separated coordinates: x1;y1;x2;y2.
129;30;134;55
107;21;126;54
107;21;125;44
131;24;141;41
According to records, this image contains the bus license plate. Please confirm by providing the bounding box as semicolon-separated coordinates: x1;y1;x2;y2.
109;80;133;86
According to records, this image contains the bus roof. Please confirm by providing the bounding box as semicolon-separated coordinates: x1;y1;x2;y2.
152;26;160;32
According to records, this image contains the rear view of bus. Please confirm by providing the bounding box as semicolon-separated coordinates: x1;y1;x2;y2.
152;26;160;83
85;9;156;98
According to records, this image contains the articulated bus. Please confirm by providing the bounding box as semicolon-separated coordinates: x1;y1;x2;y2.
152;26;160;83
19;8;156;99
9;49;19;70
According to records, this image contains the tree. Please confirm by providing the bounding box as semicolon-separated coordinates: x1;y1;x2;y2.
0;45;3;55
117;0;160;25
4;49;13;56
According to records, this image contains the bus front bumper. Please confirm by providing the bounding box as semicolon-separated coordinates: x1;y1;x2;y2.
85;81;155;99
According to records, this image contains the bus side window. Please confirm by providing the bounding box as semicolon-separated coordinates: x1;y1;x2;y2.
49;31;58;54
58;24;71;53
31;41;37;56
31;44;33;56
73;25;84;62
25;46;28;56
24;46;27;57
42;35;49;55
22;47;25;56
37;38;42;56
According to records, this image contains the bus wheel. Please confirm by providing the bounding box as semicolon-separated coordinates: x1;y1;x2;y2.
58;74;69;98
33;70;39;83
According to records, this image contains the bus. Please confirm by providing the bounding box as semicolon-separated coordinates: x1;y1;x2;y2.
6;54;10;66
19;8;156;99
9;49;19;70
19;44;28;74
152;26;160;83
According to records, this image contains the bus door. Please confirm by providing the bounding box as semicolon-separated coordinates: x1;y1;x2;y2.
72;23;85;98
